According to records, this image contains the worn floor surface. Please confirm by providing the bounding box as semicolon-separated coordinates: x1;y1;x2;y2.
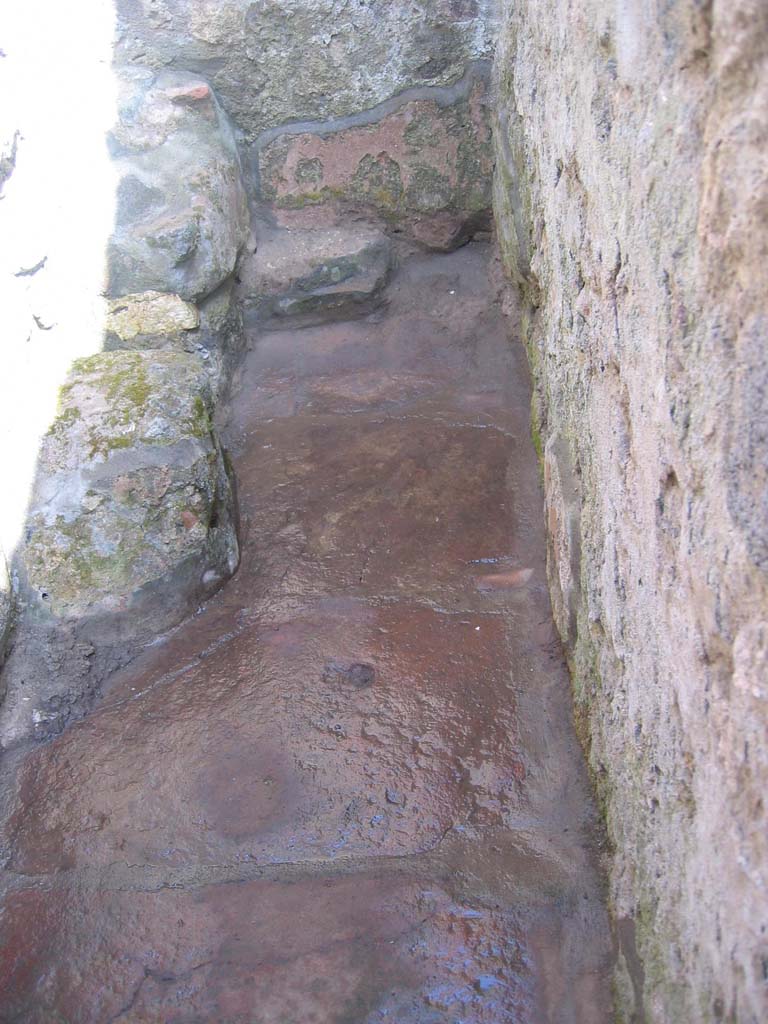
0;244;613;1022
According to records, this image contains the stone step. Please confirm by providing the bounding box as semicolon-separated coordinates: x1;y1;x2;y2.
239;224;394;329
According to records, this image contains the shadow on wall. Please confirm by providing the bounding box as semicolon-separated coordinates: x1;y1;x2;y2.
0;2;247;747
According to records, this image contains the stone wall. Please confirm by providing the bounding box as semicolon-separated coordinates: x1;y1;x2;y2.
115;0;498;139
116;0;498;246
492;1;768;1021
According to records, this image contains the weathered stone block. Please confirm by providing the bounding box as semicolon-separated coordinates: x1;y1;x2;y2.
107;68;249;301
255;72;494;251
240;225;394;327
103;284;245;401
24;350;239;635
105;291;200;348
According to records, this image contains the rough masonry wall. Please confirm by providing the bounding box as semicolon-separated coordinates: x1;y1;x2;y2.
116;0;498;247
492;2;768;1021
115;0;498;139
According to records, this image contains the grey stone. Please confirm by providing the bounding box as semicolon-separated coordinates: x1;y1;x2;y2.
240;225;394;328
22;350;238;634
192;278;248;400
103;283;246;402
113;5;495;250
107;67;249;302
105;291;200;349
2;349;241;746
0;127;19;195
114;0;498;142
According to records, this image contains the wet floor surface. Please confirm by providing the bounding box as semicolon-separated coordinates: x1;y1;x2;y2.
0;245;613;1022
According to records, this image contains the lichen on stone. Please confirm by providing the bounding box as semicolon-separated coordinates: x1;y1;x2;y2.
105;291;200;345
25;349;238;630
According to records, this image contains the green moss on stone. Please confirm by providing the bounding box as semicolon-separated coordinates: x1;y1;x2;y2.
190;393;213;439
406;164;453;212
350;153;404;211
403;112;440;150
294;157;324;186
275;186;345;209
45;515;124;595
46;402;81;438
73;352;152;415
457;136;493;211
530;401;544;464
100;435;133;456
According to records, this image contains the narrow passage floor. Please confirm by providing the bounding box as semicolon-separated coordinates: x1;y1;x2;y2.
0;243;612;1023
